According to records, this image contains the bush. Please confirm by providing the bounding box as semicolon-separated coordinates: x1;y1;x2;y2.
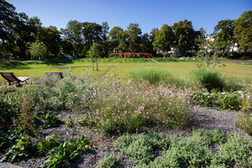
40;136;92;168
190;68;226;91
1;136;35;163
37;134;60;155
38;112;63;129
96;153;119;168
113;133;171;165
236;115;252;136
85;81;192;134
190;89;243;110
129;69;185;87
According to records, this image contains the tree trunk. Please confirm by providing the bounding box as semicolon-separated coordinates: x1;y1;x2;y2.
96;58;98;71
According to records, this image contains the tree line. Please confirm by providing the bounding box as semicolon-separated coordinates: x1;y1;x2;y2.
0;0;251;60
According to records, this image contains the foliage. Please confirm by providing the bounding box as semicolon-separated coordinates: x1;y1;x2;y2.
38;112;63;129
152;24;175;56
40;136;92;168
236;114;252;136
37;134;60;155
129;69;185;87
113;133;171;165
219;135;252;167
190;68;226;91
96;153;120;168
234;10;252;54
214;19;235;52
190;89;245;110
84;80;192;134
29;41;47;60
87;42;100;59
0;128;23;152
1;136;34;163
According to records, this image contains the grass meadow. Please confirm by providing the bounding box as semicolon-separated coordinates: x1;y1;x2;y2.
0;58;252;83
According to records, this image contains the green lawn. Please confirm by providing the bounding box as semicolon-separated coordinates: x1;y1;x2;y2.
0;59;252;82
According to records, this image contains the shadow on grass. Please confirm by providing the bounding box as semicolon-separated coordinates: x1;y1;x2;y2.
0;61;31;70
42;59;73;66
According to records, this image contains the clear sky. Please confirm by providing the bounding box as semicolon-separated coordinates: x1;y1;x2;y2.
8;0;252;34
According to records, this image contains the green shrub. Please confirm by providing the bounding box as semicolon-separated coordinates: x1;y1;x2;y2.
37;134;60;155
129;69;185;87
0;128;22;151
40;136;92;168
190;89;243;110
190;68;226;91
38;112;63;129
96;153;119;168
113;133;171;165
1;136;35;163
219;135;252;167
236;115;252;136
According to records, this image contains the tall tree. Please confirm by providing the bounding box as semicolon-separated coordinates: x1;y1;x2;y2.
234;10;252;55
108;26;124;52
152;24;175;56
172;20;196;56
127;23;142;52
214;19;235;52
0;0;17;56
140;33;152;53
61;20;83;57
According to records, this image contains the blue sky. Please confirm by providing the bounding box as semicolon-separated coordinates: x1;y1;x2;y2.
8;0;252;34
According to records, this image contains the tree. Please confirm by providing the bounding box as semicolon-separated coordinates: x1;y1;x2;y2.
29;41;47;60
127;23;142;52
108;26;124;52
0;0;17;56
234;10;252;55
214;19;234;52
87;43;100;70
152;24;175;56
140;33;152;53
61;20;83;57
172;20;197;56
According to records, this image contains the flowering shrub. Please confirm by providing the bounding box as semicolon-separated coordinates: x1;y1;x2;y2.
83;80;192;134
190;89;248;110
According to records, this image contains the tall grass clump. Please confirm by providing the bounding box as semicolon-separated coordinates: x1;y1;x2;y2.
130;69;185;87
190;68;227;92
82;80;192;134
22;71;93;111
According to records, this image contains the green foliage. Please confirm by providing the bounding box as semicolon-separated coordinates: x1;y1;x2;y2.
236;114;252;136
37;134;60;155
38;112;63;129
29;41;47;60
96;153;119;168
113;130;250;168
0;128;23;151
0;97;18;127
190;68;226;91
219;135;252;167
87;42;100;59
22;72;92;111
113;133;171;165
40;136;92;168
234;10;252;53
129;69;185;87
1;136;34;163
190;89;245;110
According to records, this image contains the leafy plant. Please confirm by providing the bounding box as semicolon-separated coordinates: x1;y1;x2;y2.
236;115;252;136
1;136;34;163
37;134;60;155
96;153;120;168
39;112;63;129
40;136;92;168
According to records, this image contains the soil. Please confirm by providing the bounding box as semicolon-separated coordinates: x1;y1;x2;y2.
0;107;249;168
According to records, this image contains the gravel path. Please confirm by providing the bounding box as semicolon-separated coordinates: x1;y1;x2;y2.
1;107;249;168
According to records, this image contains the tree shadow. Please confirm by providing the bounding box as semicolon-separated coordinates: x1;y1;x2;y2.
0;61;31;70
42;59;74;66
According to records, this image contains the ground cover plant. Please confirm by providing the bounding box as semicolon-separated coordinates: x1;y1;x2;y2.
112;130;252;168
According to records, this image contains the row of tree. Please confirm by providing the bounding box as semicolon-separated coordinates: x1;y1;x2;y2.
0;0;251;60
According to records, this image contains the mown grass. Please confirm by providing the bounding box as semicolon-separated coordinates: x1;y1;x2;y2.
0;58;252;82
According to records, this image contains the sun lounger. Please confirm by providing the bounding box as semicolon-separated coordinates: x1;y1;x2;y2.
0;72;29;86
